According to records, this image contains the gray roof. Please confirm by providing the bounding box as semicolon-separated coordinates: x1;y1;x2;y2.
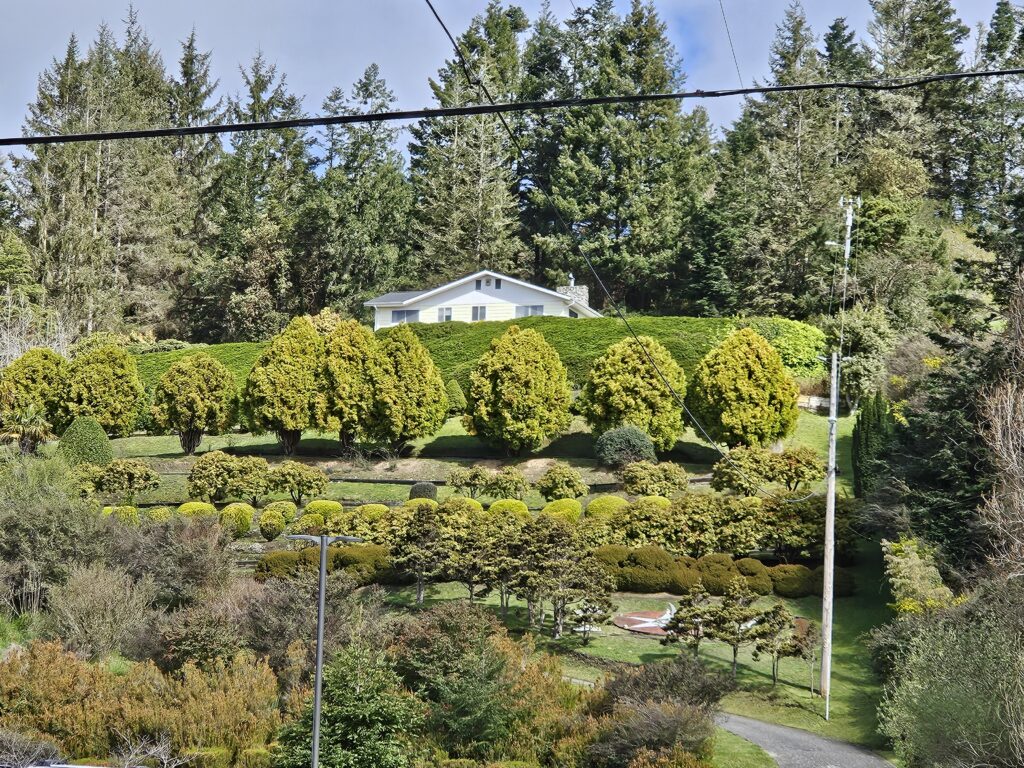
365;289;428;305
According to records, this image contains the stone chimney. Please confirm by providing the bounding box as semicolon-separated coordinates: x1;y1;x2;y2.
556;272;589;306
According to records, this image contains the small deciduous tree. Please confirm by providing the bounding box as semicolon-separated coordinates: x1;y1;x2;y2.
270;461;329;506
686;328;799;448
707;579;764;677
242;317;324;455
370;325;448;449
187;451;236;502
152;353;237;455
580;336;685;451
463;325;571;454
322;319;384;449
751;603;799;685
390;500;456;605
662;583;714;657
56;344;146;437
711;446;824;495
621;461;688;497
446;466;492;498
484;466;529;501
536;462;589;501
89;458;160;504
224;456;272;506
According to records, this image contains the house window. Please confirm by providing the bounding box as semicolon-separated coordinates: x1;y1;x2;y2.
475;279;482;290
472;306;487;321
437;307;452;322
495;278;502;289
515;305;544;318
391;309;419;324
569;310;578;318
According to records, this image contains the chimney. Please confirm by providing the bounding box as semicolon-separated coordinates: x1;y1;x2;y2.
556;272;589;306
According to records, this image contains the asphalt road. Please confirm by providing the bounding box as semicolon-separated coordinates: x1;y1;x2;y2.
718;714;894;768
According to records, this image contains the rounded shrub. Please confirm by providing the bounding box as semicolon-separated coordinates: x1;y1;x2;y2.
259;509;286;541
443;496;484;514
621;461;688;497
735;557;772;595
541;498;583;522
305;499;344;521
638;495;672;509
626;545;675;571
2;347;67;424
488;498;530;521
696;553;741;596
143;505;175;523
594;425;658;468
187;450;236;502
329;544;391;585
536;463;590;501
263;500;298;522
292;513;325;535
56;416;113;466
593;544;632;569
219;502;255;539
408;481;438;501
56;343;146;436
585;494;629;521
152;352;237;455
666;566;702;594
102;505;140;526
177;501;218;519
445;379;467;414
254;550;302;580
618;566;671;593
769;564;815;598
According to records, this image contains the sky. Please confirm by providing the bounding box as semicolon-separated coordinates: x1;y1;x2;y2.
0;0;997;142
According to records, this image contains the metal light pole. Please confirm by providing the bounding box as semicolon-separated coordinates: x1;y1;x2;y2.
286;533;363;768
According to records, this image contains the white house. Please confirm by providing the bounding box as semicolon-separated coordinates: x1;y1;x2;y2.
364;270;602;331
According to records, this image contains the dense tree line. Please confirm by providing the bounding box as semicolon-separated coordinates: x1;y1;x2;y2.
1;0;1022;343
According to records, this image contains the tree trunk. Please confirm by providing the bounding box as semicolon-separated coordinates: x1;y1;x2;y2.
338;429;355;454
416;574;425;606
732;646;739;677
180;428;203;455
277;429;301;455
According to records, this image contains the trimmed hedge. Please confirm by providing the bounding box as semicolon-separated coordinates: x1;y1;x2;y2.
292;513;325;534
488;498;530;520
101;505;140;526
769;564;815;598
177;501;218;518
409;481;438;501
259;508;286;541
696;553;741;596
304;499;344;520
585;495;629;520
541;498;583;522
219;502;255;539
56;416;113;466
735;557;773;595
143;505;174;523
254;544;392;584
263;500;298;522
594;425;657;468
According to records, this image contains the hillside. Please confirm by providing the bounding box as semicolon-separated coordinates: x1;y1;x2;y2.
134;315;825;390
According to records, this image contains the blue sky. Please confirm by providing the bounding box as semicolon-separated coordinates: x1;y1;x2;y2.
0;1;995;142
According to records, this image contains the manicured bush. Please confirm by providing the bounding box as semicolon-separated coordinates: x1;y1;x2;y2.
241;316;325;455
305;499;344;520
292;513;325;535
735;557;772;595
403;497;439;510
696;554;741;596
485;466;530;500
665;566;702;594
254;550;303;580
585;495;630;520
270;461;329;505
594;425;658;468
593;545;633;569
56;416;113;466
101;505;140;526
322;319;384;448
336;503;391;540
540;498;583;522
442;496;484;515
463;325;571;454
1;347;67;424
177;501;218;519
258;508;286;541
488;498;530;520
263;500;298;522
639;495;672;509
621;461;688;497
56;344;146;436
219;502;255;539
187;450;236;502
329;544;391;585
617;566;671;593
143;505;175;523
686;328;799;448
579;336;686;451
370;324;448;448
224;455;272;506
91;458;160;503
409;481;438;501
768;564;816;598
626;545;675;571
536;462;590;501
152;352;237;455
445;378;467;414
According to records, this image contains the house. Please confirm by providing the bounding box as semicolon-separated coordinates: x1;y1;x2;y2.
364;270;602;331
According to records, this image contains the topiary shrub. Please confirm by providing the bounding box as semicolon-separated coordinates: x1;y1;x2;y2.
56;343;146;436
143;505;174;523
593;544;632;569
152;352;237;455
322;319;385;449
328;544;391;585
638;495;672;509
263;500;298;522
258;508;286;541
488;498;530;521
665;566;702;594
536;462;590;501
485;466;530;500
219;502;255;539
585;495;630;521
621;461;688;497
187;450;236;502
101;505;140;526
305;499;344;520
626;545;675;571
769;564;815;598
445;379;467;414
270;461;329;506
409;481;438;501
594;425;658;468
811;565;857;597
617;566;671;593
292;513;325;535
177;501;218;519
696;554;741;596
540;498;583;522
254;551;303;581
735;557;772;595
91;458;160;503
56;416;113;466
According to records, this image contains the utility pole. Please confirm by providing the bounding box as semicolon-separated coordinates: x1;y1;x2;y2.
821;195;858;721
286;532;363;768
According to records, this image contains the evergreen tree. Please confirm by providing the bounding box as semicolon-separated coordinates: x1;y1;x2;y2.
322;319;384;449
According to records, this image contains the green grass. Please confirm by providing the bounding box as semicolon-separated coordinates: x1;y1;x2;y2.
786;411;855;495
712;729;776;768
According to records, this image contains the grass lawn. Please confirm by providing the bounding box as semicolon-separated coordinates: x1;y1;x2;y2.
712;729;776;768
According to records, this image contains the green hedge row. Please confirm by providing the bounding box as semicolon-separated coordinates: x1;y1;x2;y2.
133;316;825;391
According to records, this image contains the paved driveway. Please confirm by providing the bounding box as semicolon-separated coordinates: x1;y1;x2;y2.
718;713;893;768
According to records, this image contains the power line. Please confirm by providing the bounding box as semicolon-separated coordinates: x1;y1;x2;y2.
422;0;793;500
2;66;1023;148
717;0;744;88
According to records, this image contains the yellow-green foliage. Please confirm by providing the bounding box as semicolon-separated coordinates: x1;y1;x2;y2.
369;324;448;446
177;501;218;518
101;505;140;526
258;509;286;541
686;328;799;448
463;325;571;454
882;536;957;614
579;336;686;451
403;497;438;509
241;317;325;452
219;502;255;539
56;416;113;466
304;499;344;520
293;513;324;534
536;462;590;501
262;500;298;522
585;495;629;520
91;458;160;502
620;461;688;497
187;450;237;502
541;498;583;522
270;461;328;505
152;352;237;454
56;344;145;436
143;506;175;523
488;498;531;521
327;503;392;540
322;320;383;444
1;347;67;423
